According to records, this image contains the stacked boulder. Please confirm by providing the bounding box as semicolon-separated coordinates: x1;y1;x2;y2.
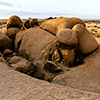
0;16;24;51
40;17;99;66
1;15;99;81
14;17;99;68
56;29;78;66
5;15;23;40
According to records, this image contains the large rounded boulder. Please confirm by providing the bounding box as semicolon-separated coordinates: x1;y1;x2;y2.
0;32;13;50
40;17;85;35
56;28;78;46
6;15;23;29
5;27;20;39
15;27;56;60
72;24;99;54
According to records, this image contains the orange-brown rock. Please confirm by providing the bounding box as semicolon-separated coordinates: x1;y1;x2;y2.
72;24;99;54
56;29;78;66
61;49;76;66
40;17;85;35
23;19;31;29
30;19;38;27
6;15;23;29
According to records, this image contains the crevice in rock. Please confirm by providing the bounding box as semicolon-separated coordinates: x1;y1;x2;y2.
17;39;22;50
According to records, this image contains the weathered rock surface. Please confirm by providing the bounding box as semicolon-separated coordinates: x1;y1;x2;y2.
40;17;85;35
4;55;51;80
0;62;100;100
5;27;20;39
53;47;100;93
73;24;99;54
0;32;13;50
57;28;78;46
17;27;56;60
8;56;31;70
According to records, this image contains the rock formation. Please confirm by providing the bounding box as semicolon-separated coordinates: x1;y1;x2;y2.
40;17;85;35
1;16;100;97
4;15;23;47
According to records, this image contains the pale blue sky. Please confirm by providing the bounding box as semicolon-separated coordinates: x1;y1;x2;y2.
0;0;100;19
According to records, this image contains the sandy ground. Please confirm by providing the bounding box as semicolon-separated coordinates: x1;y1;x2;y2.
0;24;6;33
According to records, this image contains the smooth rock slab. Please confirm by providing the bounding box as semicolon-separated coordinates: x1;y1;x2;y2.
0;62;100;100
